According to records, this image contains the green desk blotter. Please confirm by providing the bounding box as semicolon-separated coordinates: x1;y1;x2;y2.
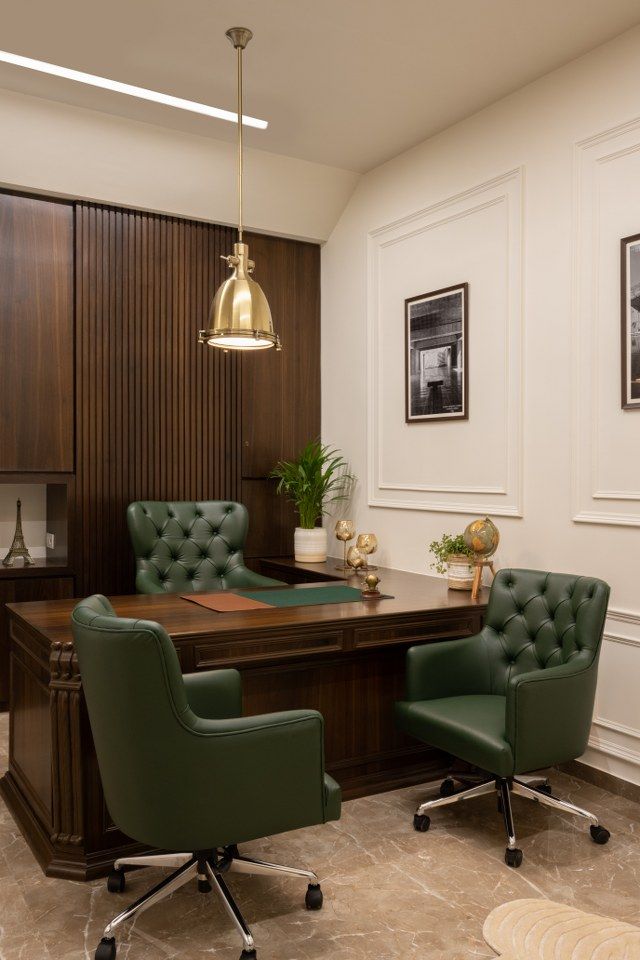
239;585;365;608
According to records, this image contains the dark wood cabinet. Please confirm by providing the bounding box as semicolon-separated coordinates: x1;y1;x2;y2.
0;193;74;473
0;574;74;707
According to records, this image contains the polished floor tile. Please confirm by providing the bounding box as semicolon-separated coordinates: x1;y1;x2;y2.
0;713;638;959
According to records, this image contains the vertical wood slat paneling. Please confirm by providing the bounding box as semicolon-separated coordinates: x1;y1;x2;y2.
73;203;238;597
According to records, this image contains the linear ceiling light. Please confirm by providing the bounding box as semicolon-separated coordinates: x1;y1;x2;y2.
0;49;268;129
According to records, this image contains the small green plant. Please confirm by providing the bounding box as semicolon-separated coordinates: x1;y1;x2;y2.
271;440;354;529
429;532;473;575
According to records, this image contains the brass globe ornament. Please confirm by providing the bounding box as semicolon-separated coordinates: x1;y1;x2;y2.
463;517;499;560
463;517;500;600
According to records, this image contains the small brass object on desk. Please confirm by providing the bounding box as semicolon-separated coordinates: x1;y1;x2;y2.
346;545;366;573
361;573;381;599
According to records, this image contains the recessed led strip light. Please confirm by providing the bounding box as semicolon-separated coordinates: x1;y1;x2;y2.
0;49;268;129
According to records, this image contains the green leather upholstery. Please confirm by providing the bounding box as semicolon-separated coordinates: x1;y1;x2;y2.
396;569;610;777
127;500;283;594
71;595;341;853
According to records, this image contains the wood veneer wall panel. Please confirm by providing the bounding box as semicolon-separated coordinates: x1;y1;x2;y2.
73;204;239;596
0;192;74;472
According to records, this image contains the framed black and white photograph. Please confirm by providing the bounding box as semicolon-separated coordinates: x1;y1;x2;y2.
405;283;468;422
621;233;640;410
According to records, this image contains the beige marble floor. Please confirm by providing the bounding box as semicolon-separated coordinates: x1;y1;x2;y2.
0;714;639;960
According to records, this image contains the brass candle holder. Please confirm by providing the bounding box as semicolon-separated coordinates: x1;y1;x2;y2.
356;533;378;571
335;520;356;571
346;545;366;574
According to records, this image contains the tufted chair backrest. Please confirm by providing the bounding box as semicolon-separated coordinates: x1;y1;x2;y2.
127;500;254;594
482;568;610;695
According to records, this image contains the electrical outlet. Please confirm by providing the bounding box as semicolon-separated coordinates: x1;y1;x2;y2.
46;532;55;550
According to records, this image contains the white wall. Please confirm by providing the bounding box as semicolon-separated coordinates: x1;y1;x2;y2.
0;87;358;242
322;25;640;785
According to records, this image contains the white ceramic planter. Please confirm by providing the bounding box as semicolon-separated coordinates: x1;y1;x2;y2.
447;554;475;591
294;527;328;563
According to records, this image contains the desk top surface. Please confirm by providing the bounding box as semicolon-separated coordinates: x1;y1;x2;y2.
7;560;488;646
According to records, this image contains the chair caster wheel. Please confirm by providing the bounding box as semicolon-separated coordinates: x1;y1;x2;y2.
305;883;323;910
590;824;610;845
198;878;212;893
439;778;456;797
95;937;116;960
537;782;552;795
239;951;257;959
106;870;125;893
413;813;430;832
505;847;523;868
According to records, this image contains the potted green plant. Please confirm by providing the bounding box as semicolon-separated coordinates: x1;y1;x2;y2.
429;532;475;590
272;440;354;562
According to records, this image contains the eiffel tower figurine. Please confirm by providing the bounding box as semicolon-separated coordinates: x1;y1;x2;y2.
2;499;35;567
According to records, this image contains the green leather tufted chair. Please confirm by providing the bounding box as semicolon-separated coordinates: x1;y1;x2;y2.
396;568;611;868
127;500;284;594
72;595;341;960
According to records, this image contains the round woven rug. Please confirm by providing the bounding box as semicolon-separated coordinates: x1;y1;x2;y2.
483;898;640;959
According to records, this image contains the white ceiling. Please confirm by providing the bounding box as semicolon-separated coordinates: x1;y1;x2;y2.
2;0;640;173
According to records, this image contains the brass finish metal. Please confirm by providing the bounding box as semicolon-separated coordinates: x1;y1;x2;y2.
346;545;365;573
356;533;378;571
334;519;355;571
361;572;381;599
2;499;35;567
225;27;253;49
199;242;280;349
200;27;281;351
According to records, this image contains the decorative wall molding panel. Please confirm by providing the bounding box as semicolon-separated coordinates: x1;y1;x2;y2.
584;607;640;784
366;168;524;516
572;116;640;527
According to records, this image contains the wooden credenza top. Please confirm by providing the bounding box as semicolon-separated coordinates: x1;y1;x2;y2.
7;563;488;649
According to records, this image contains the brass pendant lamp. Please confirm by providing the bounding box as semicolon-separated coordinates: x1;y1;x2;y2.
199;27;281;351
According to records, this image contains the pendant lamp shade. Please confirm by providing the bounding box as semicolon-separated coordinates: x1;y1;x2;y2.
198;28;281;351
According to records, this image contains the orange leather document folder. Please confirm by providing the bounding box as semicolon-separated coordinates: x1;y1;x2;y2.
181;592;270;612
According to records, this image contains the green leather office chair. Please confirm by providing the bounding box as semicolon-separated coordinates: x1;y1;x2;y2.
126;500;284;593
71;595;341;960
396;568;611;868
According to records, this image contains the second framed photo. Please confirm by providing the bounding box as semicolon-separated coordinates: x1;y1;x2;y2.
405;283;468;423
621;233;640;410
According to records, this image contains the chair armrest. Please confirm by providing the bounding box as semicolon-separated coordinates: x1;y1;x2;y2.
186;709;333;836
183;669;242;720
403;634;491;701
235;569;286;588
505;659;598;772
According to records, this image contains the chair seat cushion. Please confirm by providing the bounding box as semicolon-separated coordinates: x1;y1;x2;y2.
323;773;342;823
395;695;514;778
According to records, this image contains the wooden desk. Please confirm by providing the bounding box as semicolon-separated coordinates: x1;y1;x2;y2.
1;562;487;880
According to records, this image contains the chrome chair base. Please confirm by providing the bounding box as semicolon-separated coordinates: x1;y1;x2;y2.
95;846;322;960
412;773;611;868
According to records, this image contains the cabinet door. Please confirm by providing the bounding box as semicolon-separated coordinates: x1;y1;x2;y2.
0;193;74;472
0;576;75;707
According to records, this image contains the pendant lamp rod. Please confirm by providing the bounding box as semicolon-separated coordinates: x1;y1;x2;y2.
236;38;243;242
226;27;252;242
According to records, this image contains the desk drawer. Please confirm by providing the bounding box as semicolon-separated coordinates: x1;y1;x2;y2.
194;628;343;669
353;616;477;650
